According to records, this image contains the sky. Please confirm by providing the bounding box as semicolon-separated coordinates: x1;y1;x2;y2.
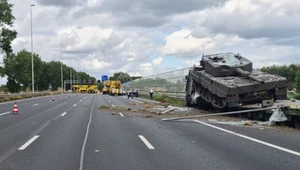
1;0;300;85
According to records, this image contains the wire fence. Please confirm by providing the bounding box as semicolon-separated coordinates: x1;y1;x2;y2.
124;67;191;94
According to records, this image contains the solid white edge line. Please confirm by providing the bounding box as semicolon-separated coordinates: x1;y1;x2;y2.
79;96;96;170
0;111;10;116
119;112;124;117
18;135;39;150
132;99;143;104
33;103;39;106
61;112;67;116
193;120;300;157
138;135;155;149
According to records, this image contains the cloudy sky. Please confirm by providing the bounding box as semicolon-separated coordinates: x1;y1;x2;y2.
1;0;300;85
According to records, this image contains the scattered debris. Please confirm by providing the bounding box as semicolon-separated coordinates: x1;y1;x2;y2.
143;115;154;118
157;105;191;115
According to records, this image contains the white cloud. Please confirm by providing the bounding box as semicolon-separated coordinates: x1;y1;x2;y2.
1;0;300;86
152;57;163;66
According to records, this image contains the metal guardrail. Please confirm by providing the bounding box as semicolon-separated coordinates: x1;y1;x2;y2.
0;92;51;97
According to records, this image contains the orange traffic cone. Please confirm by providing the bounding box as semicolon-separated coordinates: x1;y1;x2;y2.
52;96;55;101
13;102;18;114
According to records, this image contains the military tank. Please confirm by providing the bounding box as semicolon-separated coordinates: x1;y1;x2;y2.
185;52;287;110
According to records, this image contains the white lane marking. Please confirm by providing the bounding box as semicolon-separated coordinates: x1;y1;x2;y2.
18;135;39;150
61;112;67;116
112;104;115;107
33;103;39;107
80;100;82;102
79;96;96;170
0;111;10;116
132;99;143;104
119;112;124;117
108;100;111;103
138;135;155;150
73;104;77;107
194;120;300;157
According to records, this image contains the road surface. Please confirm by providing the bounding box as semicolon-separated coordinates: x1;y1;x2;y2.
0;94;300;170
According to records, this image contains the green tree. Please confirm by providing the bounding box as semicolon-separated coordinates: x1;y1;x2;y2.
295;70;300;91
2;50;43;91
109;72;132;83
0;0;17;56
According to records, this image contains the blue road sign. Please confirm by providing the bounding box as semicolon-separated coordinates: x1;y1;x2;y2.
102;75;108;82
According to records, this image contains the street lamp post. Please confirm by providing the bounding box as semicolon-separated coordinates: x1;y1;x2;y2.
30;4;35;93
60;44;63;93
70;60;72;91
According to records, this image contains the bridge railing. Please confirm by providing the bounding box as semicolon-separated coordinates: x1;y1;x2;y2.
124;67;190;95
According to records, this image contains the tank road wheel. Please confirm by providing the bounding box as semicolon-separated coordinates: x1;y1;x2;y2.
197;97;204;109
186;94;192;107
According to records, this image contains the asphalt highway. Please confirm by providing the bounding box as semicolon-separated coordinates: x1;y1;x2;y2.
0;93;300;170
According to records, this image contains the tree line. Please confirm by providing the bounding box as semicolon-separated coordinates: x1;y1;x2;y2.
260;64;300;90
0;0;95;92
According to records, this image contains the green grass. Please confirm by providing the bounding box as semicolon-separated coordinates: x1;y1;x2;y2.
0;92;59;103
289;92;300;100
138;93;186;107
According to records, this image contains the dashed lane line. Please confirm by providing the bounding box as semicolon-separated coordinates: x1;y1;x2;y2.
119;112;124;117
138;135;155;150
0;111;10;116
33;103;39;107
18;135;39;150
61;112;67;116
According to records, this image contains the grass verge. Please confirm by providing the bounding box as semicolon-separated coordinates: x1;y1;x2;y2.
138;93;186;107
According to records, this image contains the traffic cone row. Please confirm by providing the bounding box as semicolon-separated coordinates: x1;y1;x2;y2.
13;102;18;114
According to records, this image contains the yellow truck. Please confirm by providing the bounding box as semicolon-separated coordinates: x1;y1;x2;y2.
73;85;99;93
76;85;88;93
102;80;122;95
102;80;111;94
87;85;99;93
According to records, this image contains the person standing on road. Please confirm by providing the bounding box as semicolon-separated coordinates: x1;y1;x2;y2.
149;88;154;99
127;88;133;99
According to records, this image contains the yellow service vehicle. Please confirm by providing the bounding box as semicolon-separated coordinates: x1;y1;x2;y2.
87;85;99;93
102;80;122;95
76;85;88;93
102;80;111;94
109;80;122;95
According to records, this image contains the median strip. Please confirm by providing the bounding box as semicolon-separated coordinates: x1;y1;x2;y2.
18;135;39;150
138;135;155;149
